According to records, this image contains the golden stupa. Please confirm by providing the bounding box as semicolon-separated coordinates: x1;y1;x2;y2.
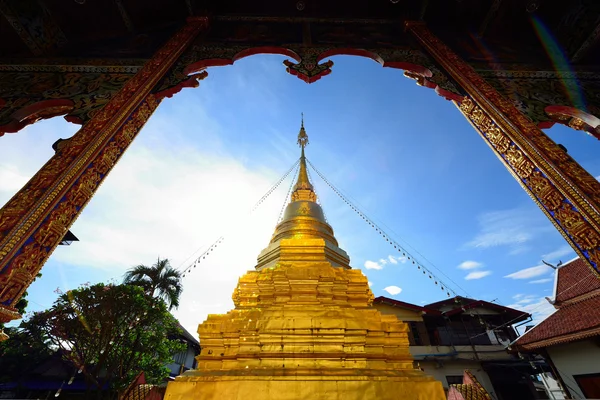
164;120;445;400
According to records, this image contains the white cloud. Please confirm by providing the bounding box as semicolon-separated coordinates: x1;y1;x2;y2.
364;260;384;270
513;295;536;304
530;278;552;284
464;208;552;251
465;270;492;280
504;265;552;280
383;286;402;295
506;296;557;333
368;281;373;287
541;245;573;262
2;108;291;335
391;255;407;264
0;164;30;193
365;255;405;270
458;260;482;270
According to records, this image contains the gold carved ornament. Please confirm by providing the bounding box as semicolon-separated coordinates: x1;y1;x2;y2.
459;98;600;271
0;19;206;268
407;22;600;276
407;22;600;234
0;21;207;324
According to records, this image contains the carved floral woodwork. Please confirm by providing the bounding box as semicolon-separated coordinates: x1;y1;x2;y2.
0;18;209;328
406;21;600;277
476;69;600;125
543;105;600;140
0;70;136;134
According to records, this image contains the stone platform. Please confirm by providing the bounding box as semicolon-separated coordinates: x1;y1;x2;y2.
164;262;445;400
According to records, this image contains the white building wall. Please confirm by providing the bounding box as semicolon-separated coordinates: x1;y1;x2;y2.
417;360;497;398
539;372;566;400
546;339;600;399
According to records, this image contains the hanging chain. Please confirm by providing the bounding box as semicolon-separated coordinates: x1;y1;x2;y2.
277;162;300;224
307;158;459;298
251;158;300;212
181;158;301;278
305;164;328;223
182;236;224;277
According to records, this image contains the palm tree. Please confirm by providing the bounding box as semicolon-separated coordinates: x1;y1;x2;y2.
123;258;183;310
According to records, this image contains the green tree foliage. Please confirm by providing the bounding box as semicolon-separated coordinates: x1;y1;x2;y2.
123;258;183;310
0;317;54;382
30;283;185;395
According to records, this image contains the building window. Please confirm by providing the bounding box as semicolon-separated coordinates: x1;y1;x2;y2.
173;349;187;365
409;322;423;345
574;373;600;398
446;376;463;387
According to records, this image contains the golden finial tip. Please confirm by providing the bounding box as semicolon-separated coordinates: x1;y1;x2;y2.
297;113;309;148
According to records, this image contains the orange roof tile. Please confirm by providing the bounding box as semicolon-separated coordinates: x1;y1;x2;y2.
555;258;600;304
514;294;600;350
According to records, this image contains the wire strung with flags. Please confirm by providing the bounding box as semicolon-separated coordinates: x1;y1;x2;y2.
306;158;464;298
180;153;466;304
180;158;300;278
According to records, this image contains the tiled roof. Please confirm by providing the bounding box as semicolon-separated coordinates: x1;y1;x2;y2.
123;384;154;400
449;384;492;400
514;294;600;350
447;370;492;400
425;296;528;320
555;258;600;304
373;296;440;314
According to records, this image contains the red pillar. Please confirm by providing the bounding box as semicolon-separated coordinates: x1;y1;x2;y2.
406;21;600;278
0;18;208;330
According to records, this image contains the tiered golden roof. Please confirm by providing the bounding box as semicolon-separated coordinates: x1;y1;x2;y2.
255;118;350;271
164;119;444;400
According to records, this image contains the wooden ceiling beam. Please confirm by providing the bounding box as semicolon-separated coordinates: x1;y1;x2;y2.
114;0;134;33
572;21;600;63
478;0;501;38
0;0;67;56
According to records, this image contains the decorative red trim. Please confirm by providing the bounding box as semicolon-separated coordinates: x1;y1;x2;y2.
184;58;233;75
284;60;332;83
184;47;301;76
317;48;384;65
383;61;463;102
383;61;433;77
537;121;556;130
545;105;600;140
155;71;208;100
64;115;83;125
180;46;463;104
234;46;301;63
436;86;464;103
0;99;75;134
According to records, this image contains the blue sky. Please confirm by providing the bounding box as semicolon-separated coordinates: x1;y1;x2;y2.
1;54;599;334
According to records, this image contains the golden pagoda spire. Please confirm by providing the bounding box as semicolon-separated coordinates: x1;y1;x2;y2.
254;115;351;270
291;114;316;202
165;115;445;400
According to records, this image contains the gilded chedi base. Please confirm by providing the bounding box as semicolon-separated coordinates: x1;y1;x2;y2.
164;262;445;400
